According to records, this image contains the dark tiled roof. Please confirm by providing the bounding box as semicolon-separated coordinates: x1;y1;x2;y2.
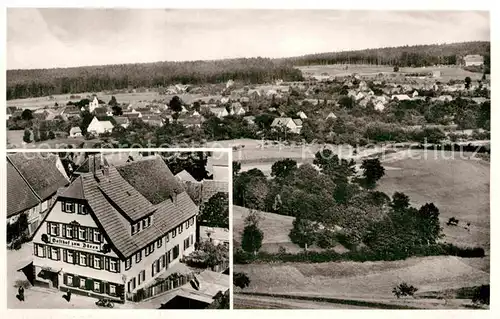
201;180;229;203
63;164;198;258
116;156;185;205
74;155;108;174
7;153;69;201
7;161;39;217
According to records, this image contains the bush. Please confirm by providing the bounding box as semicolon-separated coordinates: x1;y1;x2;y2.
234;249;254;264
447;217;459;226
472;284;490;305
392;282;418;298
233;273;251;289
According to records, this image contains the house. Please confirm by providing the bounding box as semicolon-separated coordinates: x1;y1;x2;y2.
142;115;164;127
230;102;246;116
220;97;230;104
296;111;308;119
175;170;197;183
69;127;82;138
271;117;302;134
30;155;199;303
123;112;141;120
61;106;81;120
326;112;337;120
243;116;256;125
206;152;229;182
391;94;411;101
226;79;234;89
182;116;205;128
93;107;109;117
114;116;130;129
464;55;484;67
209;107;229;118
89;96;99;113
374;101;386;112
7;153;70;236
412;90;419;98
87;116;114;135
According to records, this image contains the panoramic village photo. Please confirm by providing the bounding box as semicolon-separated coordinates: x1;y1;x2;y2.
7;150;230;309
5;8;491;310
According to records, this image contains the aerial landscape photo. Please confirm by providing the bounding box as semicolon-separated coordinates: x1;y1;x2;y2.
5;8;491;309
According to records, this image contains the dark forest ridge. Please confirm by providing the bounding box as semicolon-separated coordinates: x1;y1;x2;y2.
7;41;490;100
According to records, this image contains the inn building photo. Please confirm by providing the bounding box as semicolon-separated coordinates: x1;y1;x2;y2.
6;151;230;309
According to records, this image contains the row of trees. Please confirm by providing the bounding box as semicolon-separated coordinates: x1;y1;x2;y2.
283;41;490;68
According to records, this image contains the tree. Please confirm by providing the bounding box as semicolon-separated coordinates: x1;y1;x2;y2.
234;273;250;289
393;65;400;72
241;224;263;255
472;284;490;305
360;158;385;188
464;76;472;89
112;105;123;116
313;149;356;184
21;109;33;121
199;192;229;228
241;210;263;255
169;96;183;113
108;96;118;106
338;95;355;109
207;290;230;309
233;162;241;178
289;218;318;250
416;203;442;244
391;192;410;211
48;131;55;139
23;129;31;143
271;158;297;180
392;282;418;298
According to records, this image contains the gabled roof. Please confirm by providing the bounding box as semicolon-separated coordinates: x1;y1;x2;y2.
115;155;185;205
175;170;198;183
7;160;40;217
293;119;303;126
271;117;293;127
56;160;199;258
201;180;229;203
114;116;129;125
7;153;69;203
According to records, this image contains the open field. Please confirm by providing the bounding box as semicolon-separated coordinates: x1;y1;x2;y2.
234;255;489;309
377;149;490;252
7;130;98;149
297;64;487;81
6;91;222;110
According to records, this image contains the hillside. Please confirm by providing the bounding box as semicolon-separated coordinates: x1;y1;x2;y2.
6;58;303;100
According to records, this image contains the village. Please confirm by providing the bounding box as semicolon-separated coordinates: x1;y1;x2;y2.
6;150;230;309
6;54;490;151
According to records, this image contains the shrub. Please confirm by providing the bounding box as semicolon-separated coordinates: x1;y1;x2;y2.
392;282;418;298
447;217;459;226
472;284;490;305
234;272;251;289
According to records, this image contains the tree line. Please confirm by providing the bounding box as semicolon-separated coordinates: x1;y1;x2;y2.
280;41;490;68
7;58;304;100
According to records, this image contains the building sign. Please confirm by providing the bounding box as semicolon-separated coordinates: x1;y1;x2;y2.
50;236;102;252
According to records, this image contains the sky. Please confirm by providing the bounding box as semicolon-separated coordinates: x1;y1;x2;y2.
7;9;490;70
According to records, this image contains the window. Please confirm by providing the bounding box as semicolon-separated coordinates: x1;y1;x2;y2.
173;245;179;260
79;227;86;240
67;275;73;286
186;220;190;229
50;223;58;236
135;251;142;263
66;225;73;238
125;258;132;270
109;285;116;295
184;238;190;250
61;201;66;212
93;230;101;243
80;278;85;289
67;251;74;264
34;244;45;257
172;229;177;238
156;238;162;248
147;216;152;226
166;250;172;264
190;217;194;226
142;219;147;229
165;233;169;243
132;278;136;290
190;234;194;246
65;202;74;213
110;259;117;272
51;247;60;260
94;256;101;269
146;243;154;256
178;224;183;234
80;253;87;266
78;204;87;215
138;270;145;285
94;281;100;292
132;224;138;235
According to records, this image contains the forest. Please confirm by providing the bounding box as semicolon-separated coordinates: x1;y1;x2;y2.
281;41;491;69
7;58;303;100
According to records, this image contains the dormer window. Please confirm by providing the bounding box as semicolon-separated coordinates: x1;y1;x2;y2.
132;224;138;235
62;201;74;213
77;204;87;215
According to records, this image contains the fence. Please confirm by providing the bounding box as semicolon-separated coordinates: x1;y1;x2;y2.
211;260;229;273
126;272;196;303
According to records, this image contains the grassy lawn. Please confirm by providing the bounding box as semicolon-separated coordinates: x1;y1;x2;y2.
377;149;490;251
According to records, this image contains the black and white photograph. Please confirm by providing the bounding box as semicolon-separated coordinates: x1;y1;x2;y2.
3;5;494;313
7;150;230;309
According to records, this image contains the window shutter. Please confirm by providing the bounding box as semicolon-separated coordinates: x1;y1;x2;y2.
63;249;67;262
105;257;110;271
47;247;52;259
73;275;79;287
74;251;80;265
86;228;91;242
116;260;120;272
89;255;94;268
46;222;50;235
63;274;68;285
62;224;66;238
100;281;105;294
151;264;154;277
